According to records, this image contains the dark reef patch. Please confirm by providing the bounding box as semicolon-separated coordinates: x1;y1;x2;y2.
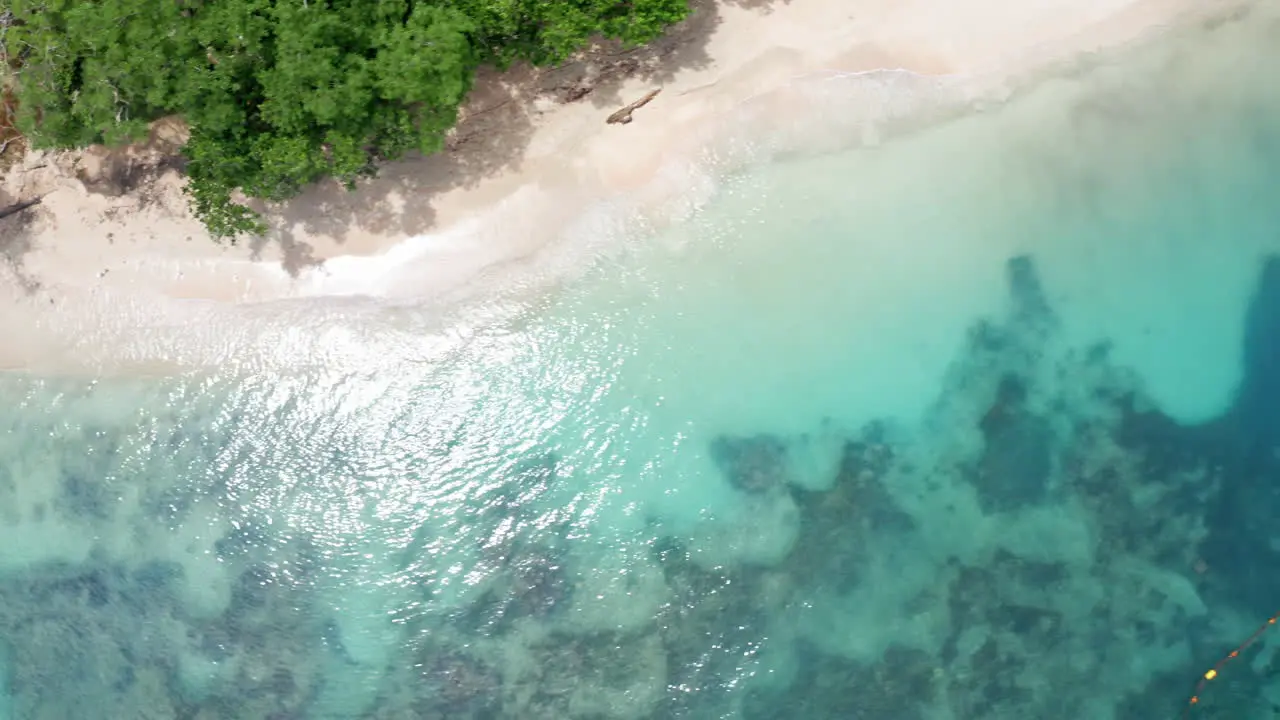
786;432;912;593
1194;256;1280;622
974;374;1054;513
710;434;792;494
1233;255;1280;451
413;648;502;719
939;553;1068;668
1006;255;1055;325
487;452;561;515
1100;254;1280;622
57;468;113;520
0;562;185;718
743;641;932;720
461;540;574;634
215;519;272;560
652;538;775;718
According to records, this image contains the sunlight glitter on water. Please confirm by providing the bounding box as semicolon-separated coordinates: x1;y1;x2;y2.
4;6;1280;718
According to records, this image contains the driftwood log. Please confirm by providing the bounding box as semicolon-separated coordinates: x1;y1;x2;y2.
0;195;42;222
606;89;661;125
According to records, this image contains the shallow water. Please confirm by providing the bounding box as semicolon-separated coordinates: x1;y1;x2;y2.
5;6;1280;720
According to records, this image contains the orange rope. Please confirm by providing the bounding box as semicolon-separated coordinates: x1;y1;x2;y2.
1182;614;1280;718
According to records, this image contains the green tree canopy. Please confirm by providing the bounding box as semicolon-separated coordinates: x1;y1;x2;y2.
5;0;688;239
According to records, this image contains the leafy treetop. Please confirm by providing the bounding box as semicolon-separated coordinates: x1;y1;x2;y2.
4;0;688;238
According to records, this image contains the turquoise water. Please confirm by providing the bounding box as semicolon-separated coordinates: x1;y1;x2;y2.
5;8;1280;720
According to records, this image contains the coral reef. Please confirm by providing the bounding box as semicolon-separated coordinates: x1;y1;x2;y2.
0;563;182;719
9;249;1280;719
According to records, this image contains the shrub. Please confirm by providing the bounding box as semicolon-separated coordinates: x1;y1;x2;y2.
4;0;688;239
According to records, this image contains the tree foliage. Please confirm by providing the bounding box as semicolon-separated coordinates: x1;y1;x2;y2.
4;0;688;239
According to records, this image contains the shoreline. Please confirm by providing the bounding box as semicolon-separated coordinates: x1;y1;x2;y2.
0;0;1257;374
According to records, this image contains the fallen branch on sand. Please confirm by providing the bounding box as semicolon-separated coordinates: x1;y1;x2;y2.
0;195;43;222
606;89;661;125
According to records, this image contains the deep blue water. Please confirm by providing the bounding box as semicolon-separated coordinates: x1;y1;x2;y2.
4;7;1280;720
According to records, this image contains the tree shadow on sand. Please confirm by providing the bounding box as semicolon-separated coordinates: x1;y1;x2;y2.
36;0;788;278
0;186;41;293
720;0;794;12
537;0;724;110
244;62;543;277
244;0;796;276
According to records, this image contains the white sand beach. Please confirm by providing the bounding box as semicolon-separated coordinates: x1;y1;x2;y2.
0;0;1254;372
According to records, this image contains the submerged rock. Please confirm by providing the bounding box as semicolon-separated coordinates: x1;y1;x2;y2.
510;630;667;719
785;435;913;593
0;562;181;619
1062;399;1217;579
506;544;573;620
652;539;776;718
56;467;112;520
214;520;270;561
974;374;1054;513
0;563;185;720
1194;256;1280;618
940;553;1068;666
485;453;560;515
1234;255;1280;450
174;555;330;718
743;641;932;720
462;540;574;633
710;434;791;494
1005;255;1054;326
414;649;502;719
835;432;895;486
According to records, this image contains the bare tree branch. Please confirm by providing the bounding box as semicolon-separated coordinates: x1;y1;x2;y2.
606;88;661;125
0;195;43;222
